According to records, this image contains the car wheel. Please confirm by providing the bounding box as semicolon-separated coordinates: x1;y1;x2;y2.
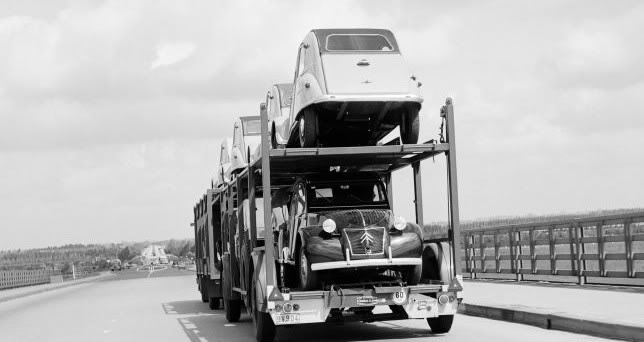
427;314;454;334
298;249;318;290
400;108;419;144
225;298;242;322
298;108;317;147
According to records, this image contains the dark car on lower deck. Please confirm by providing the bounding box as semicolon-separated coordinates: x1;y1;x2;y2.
282;172;423;290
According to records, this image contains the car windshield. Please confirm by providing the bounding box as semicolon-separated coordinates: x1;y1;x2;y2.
280;87;293;108
326;34;394;52
242;120;261;135
308;181;387;209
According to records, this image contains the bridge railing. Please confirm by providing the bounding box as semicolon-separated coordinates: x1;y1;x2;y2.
461;211;644;284
0;269;53;290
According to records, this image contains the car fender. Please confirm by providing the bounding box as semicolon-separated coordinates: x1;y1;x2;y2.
273;116;290;145
291;73;324;122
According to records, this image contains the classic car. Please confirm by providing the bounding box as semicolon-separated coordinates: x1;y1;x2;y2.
280;172;423;290
266;83;294;148
287;28;423;147
230;116;261;173
214;138;233;188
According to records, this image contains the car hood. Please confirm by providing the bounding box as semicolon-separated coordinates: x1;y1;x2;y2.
316;209;393;230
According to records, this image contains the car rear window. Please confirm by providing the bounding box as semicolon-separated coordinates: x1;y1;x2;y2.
326;34;394;52
243;120;261;135
280;87;293;108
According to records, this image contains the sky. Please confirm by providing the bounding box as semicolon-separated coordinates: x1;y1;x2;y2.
0;0;643;250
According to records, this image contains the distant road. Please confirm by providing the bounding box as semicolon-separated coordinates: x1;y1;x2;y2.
0;269;615;342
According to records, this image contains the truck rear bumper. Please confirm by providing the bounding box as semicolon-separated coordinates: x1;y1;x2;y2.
311;257;421;271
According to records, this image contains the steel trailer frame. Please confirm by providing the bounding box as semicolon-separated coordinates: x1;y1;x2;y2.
216;98;463;340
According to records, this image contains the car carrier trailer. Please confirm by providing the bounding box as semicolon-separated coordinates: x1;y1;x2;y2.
193;189;223;310
209;98;463;342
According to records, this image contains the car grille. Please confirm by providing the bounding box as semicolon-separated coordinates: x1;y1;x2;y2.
343;227;386;256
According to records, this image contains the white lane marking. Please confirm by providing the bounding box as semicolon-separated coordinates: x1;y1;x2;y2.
224;324;236;327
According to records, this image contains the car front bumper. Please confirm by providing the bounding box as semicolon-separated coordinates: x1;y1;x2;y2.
310;257;421;271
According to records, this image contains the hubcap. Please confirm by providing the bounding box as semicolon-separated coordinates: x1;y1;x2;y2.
299;117;305;137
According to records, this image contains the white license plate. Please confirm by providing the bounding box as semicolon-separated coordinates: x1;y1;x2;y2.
275;313;300;323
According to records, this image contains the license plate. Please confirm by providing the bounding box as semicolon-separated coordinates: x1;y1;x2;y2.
275;313;300;323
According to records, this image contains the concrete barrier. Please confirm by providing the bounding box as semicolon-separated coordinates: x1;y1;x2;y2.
459;303;644;341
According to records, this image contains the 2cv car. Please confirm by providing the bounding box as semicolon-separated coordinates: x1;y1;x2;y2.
285;28;423;148
266;83;294;148
277;172;424;290
230;116;262;173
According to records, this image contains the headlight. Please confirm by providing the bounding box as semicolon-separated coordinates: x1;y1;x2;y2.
322;219;336;233
393;216;407;230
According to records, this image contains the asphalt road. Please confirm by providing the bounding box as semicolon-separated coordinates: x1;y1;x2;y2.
0;268;617;342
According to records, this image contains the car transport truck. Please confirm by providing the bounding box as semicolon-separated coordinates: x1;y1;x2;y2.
192;97;463;342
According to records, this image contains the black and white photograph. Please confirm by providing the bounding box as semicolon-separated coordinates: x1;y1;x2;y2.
0;1;643;341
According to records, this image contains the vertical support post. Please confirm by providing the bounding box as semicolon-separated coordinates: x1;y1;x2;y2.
509;227;516;277
470;235;477;279
412;161;423;226
624;219;633;278
573;222;585;285
479;232;485;273
529;228;536;274
442;98;462;278
494;231;500;273
259;103;275;288
578;223;587;285
549;225;557;275
516;230;524;281
596;221;605;277
248;167;257;250
463;232;471;275
568;226;576;277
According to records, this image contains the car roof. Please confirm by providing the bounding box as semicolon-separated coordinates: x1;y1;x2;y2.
239;116;260;122
310;28;399;53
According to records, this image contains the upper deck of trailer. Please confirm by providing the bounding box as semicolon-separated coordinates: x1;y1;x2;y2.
243;141;449;181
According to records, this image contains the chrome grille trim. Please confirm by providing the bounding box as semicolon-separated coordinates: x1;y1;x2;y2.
343;227;386;256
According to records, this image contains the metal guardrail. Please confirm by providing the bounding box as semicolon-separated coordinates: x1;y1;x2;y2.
461;211;644;284
0;269;53;290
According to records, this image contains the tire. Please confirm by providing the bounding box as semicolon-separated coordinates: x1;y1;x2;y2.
403;264;422;285
298;108;317;147
225;299;242;322
200;280;209;303
252;271;276;342
427;314;454;334
201;291;209;303
297;249;318;290
400;108;419;144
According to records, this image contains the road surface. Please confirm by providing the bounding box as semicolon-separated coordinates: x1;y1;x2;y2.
0;268;617;342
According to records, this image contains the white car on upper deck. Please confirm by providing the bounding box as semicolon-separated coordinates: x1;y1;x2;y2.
266;83;293;148
230;116;261;173
286;28;423;147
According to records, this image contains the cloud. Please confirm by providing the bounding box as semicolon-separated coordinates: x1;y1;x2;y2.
150;41;196;69
0;0;643;249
